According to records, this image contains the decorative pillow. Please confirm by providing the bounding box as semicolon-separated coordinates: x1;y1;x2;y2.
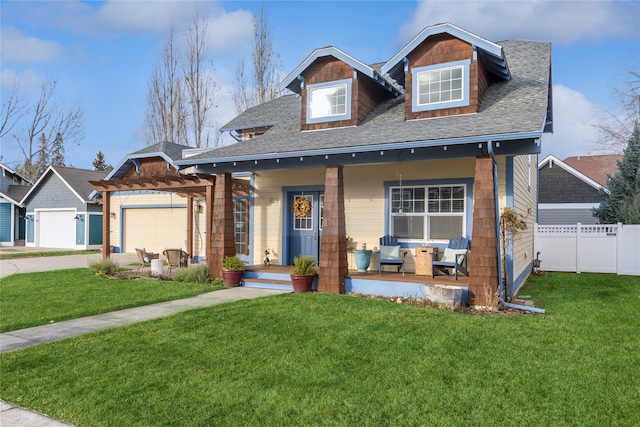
440;248;467;265
380;245;401;259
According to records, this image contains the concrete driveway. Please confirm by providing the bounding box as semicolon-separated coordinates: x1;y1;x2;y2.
0;249;139;278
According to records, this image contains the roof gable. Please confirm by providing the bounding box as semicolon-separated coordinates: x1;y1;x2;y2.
280;46;398;95
381;22;510;87
538;154;606;192
22;165;108;204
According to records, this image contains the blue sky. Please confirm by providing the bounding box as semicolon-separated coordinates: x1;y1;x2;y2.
1;0;639;171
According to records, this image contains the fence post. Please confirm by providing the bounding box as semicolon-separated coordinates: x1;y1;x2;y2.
616;222;623;275
576;223;582;274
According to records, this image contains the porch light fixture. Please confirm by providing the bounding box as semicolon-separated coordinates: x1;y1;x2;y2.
380;151;384;156
73;215;80;220
300;157;303;161
110;212;116;219
410;148;415;154
444;146;448;151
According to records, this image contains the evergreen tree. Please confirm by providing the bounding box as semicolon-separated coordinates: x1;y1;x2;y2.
593;125;640;224
50;132;65;167
34;133;49;176
92;150;113;172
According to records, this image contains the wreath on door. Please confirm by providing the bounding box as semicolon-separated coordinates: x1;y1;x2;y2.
293;197;311;218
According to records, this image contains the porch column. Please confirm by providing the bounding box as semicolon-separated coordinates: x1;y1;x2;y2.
468;156;500;307
101;191;111;259
208;173;235;279
187;197;194;262
318;165;348;293
205;182;214;276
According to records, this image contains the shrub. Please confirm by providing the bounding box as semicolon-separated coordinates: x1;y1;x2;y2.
290;255;318;275
88;258;118;277
173;264;210;284
223;256;246;271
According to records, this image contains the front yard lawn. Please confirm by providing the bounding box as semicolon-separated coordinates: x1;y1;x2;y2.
0;269;224;332
1;273;639;426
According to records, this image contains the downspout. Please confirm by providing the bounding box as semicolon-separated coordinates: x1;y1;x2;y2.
488;142;545;314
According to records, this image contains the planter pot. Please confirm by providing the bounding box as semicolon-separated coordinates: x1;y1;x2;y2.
354;249;372;272
222;269;243;287
290;274;314;293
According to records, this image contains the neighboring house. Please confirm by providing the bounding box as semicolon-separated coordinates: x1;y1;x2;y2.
164;22;553;305
538;154;621;224
0;163;31;246
22;165;107;249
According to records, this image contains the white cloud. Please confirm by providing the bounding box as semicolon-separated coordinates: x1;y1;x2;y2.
97;1;198;33
1;27;64;63
0;68;42;89
540;84;603;160
205;10;254;54
399;0;639;47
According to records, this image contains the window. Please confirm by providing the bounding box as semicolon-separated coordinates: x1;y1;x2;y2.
390;185;465;241
234;199;249;255
293;194;314;230
306;79;352;124
412;60;470;112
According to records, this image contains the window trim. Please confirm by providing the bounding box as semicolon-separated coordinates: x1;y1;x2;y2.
306;79;352;124
385;179;473;245
411;59;470;113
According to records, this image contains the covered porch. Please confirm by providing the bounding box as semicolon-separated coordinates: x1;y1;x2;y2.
242;264;469;305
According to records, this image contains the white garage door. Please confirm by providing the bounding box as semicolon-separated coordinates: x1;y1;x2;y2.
123;207;187;254
38;210;76;249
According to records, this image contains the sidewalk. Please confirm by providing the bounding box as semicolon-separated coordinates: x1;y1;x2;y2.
0;262;289;426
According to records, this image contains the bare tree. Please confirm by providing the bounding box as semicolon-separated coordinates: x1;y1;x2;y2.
7;76;83;180
183;9;218;148
0;78;29;140
593;68;640;153
144;26;189;146
233;4;282;113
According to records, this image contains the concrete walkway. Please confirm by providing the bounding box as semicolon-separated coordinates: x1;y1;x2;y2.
0;250;289;426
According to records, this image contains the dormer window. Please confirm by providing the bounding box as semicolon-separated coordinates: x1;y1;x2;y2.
412;59;470;112
306;79;352;124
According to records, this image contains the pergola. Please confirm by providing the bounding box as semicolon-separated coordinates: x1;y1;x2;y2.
89;157;247;278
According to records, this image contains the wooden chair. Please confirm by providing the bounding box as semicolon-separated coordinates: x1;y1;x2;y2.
430;236;470;280
376;235;408;276
135;247;159;272
163;249;189;274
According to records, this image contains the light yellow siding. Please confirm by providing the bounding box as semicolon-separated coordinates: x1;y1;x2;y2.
253;158;477;268
510;155;537;287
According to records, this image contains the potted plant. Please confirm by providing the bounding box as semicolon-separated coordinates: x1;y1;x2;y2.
290;255;318;293
222;256;246;287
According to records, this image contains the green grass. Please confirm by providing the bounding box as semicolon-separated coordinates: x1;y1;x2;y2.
1;273;639;426
0;250;100;260
0;268;225;332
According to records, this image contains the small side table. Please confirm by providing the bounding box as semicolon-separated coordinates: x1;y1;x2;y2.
415;247;438;275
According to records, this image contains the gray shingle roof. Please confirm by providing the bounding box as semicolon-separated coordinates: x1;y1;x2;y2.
184;40;551;164
54;166;108;200
130;141;191;162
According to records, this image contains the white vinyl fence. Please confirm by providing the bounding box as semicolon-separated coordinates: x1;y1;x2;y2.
534;223;640;276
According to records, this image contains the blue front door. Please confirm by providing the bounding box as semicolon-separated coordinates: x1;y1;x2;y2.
288;191;323;265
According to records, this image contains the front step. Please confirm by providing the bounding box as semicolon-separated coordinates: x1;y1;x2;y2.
242;269;293;292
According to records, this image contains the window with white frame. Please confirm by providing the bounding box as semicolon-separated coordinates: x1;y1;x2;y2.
390;185;465;241
412;60;470;113
306;79;352;124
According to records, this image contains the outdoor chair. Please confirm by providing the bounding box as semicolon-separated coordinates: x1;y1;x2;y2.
430;236;470;280
135;247;160;272
376;235;408;276
163;249;189;275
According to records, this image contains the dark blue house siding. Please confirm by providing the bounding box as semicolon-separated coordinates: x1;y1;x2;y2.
88;214;103;245
0;203;11;242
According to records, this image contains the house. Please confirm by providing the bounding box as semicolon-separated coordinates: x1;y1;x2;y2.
0;163;31;246
22;165;107;249
538;154;620;224
157;22;553;306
